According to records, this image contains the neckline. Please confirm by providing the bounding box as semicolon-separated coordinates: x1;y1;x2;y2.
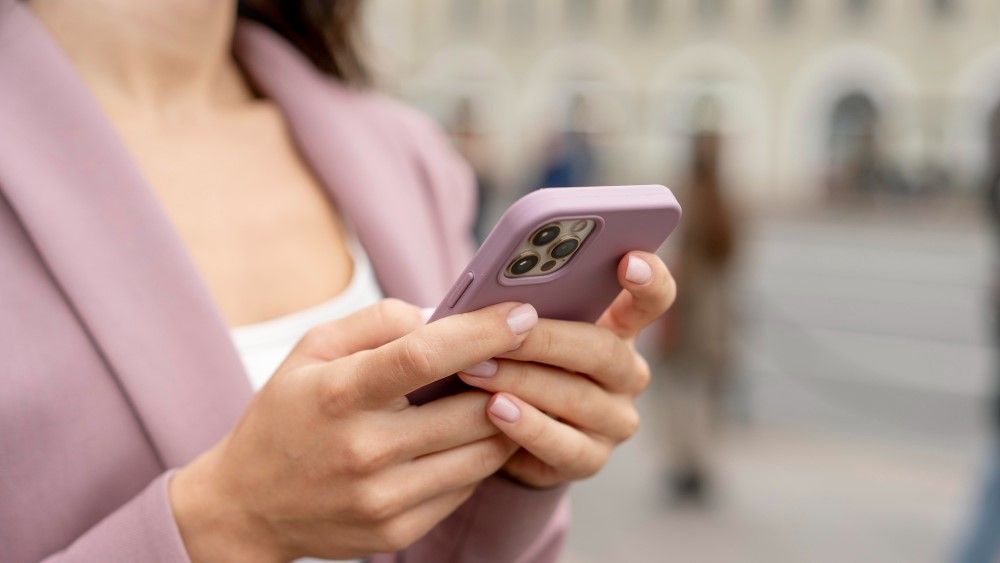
230;237;378;345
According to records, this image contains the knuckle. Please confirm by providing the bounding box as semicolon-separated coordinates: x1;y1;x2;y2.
400;336;437;378
299;325;330;354
632;353;652;393
595;328;623;376
465;307;514;349
580;449;607;478
569;440;594;474
569;440;608;478
474;438;511;475
342;435;391;475
501;360;530;388
353;482;400;523
620;405;641;441
522;416;551;448
528;324;557;360
373;518;417;552
661;272;678;311
568;378;595;413
318;374;354;417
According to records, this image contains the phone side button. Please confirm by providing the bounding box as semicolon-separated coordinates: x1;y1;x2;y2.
445;272;475;309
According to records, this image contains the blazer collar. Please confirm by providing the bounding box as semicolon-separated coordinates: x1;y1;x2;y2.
0;7;449;467
0;7;450;467
0;4;252;467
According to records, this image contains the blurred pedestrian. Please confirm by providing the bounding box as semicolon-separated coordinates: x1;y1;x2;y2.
538;93;597;189
660;116;741;503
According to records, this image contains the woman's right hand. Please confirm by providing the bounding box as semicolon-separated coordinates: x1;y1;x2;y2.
169;298;539;562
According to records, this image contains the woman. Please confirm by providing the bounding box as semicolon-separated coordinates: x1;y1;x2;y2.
0;1;676;562
661;124;739;502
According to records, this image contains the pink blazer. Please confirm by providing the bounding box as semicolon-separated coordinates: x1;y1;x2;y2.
0;4;568;562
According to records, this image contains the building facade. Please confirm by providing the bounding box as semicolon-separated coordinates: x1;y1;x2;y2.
363;0;1000;205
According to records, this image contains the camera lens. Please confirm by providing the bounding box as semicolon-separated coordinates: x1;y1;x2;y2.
531;224;561;246
550;237;580;259
508;252;539;275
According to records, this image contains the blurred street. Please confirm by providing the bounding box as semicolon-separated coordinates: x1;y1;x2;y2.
361;2;1000;559
565;200;994;563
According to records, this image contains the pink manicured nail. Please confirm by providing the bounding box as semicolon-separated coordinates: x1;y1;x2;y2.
625;255;652;285
489;394;521;423
463;359;498;377
506;303;538;335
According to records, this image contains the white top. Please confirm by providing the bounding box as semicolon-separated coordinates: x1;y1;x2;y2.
230;239;382;563
232;238;384;392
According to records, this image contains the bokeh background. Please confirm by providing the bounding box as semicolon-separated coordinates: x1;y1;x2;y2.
362;1;998;561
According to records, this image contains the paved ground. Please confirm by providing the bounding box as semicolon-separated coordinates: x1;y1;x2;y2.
562;199;996;563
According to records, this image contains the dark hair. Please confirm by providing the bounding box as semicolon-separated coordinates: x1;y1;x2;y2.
238;0;368;85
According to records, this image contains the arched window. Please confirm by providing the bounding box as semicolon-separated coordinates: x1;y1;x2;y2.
450;0;483;34
629;0;663;33
566;0;598;30
507;0;536;37
929;0;956;18
826;91;903;197
698;0;727;22
769;0;797;25
845;0;871;19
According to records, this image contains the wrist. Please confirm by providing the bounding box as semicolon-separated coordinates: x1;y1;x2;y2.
169;445;285;563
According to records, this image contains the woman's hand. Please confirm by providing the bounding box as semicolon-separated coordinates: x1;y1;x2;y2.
170;298;539;562
458;252;675;488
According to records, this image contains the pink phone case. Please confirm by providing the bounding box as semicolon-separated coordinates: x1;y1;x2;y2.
407;184;682;404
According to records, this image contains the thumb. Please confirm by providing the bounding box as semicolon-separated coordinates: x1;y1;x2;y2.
281;298;424;370
596;252;676;339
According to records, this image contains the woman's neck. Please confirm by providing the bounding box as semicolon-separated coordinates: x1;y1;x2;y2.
29;0;252;117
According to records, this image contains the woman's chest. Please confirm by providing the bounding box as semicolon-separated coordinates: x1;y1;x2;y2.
113;106;354;325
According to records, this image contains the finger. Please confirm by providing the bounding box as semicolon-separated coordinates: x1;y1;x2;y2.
502;449;565;489
498;318;642;394
597;252;676;339
369;435;516;520
284;299;424;369
373;484;478;552
458;361;639;442
387;391;501;458
341;302;538;408
485;393;609;479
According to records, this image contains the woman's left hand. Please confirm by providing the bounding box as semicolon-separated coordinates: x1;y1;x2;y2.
457;251;676;488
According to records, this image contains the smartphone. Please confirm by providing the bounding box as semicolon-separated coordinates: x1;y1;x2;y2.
407;184;682;405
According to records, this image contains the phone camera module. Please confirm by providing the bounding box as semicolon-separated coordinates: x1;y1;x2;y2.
531;224;561;247
508;252;540;276
550;237;580;259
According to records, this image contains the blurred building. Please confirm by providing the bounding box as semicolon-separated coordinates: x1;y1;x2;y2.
363;0;1000;206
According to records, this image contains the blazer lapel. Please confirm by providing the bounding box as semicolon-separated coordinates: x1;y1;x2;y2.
0;4;251;468
234;22;452;307
0;7;453;469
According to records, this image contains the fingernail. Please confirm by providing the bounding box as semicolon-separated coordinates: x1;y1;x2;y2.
506;303;538;335
625;255;652;285
489;394;521;423
463;359;498;377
